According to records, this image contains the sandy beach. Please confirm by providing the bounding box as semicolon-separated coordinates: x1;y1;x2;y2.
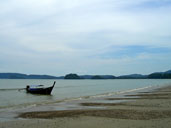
1;85;171;128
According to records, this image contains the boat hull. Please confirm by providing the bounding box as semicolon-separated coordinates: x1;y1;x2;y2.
26;81;55;95
26;86;54;95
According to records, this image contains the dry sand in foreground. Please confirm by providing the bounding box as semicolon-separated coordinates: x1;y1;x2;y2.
1;85;171;128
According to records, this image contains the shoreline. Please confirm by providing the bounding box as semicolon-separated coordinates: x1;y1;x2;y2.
1;84;171;127
0;84;158;110
18;85;171;119
1;79;171;113
0;86;154;122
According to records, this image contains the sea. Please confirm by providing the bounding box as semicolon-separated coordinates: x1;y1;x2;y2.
0;79;171;110
0;79;171;121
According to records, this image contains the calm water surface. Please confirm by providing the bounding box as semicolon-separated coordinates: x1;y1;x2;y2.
0;79;171;108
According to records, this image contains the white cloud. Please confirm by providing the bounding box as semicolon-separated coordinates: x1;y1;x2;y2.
0;0;171;75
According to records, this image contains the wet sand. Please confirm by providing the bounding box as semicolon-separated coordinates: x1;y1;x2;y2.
1;85;171;128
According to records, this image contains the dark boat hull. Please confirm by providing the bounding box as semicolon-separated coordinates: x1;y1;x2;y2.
26;86;54;95
26;81;55;95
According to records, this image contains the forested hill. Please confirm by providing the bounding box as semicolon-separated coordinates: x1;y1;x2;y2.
0;70;171;79
0;73;62;79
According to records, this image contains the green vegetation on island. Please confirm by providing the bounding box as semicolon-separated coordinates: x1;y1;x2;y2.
0;70;171;79
91;75;103;79
64;74;81;79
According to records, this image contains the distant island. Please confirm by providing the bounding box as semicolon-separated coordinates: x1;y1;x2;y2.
0;70;171;79
0;73;63;79
64;74;81;79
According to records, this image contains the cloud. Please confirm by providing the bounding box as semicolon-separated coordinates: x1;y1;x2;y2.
0;0;171;75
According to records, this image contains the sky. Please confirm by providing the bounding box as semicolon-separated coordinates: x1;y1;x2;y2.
0;0;171;76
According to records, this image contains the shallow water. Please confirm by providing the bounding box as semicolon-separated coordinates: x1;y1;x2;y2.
0;79;171;109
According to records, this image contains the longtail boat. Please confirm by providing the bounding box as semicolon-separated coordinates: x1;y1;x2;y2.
26;81;56;95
